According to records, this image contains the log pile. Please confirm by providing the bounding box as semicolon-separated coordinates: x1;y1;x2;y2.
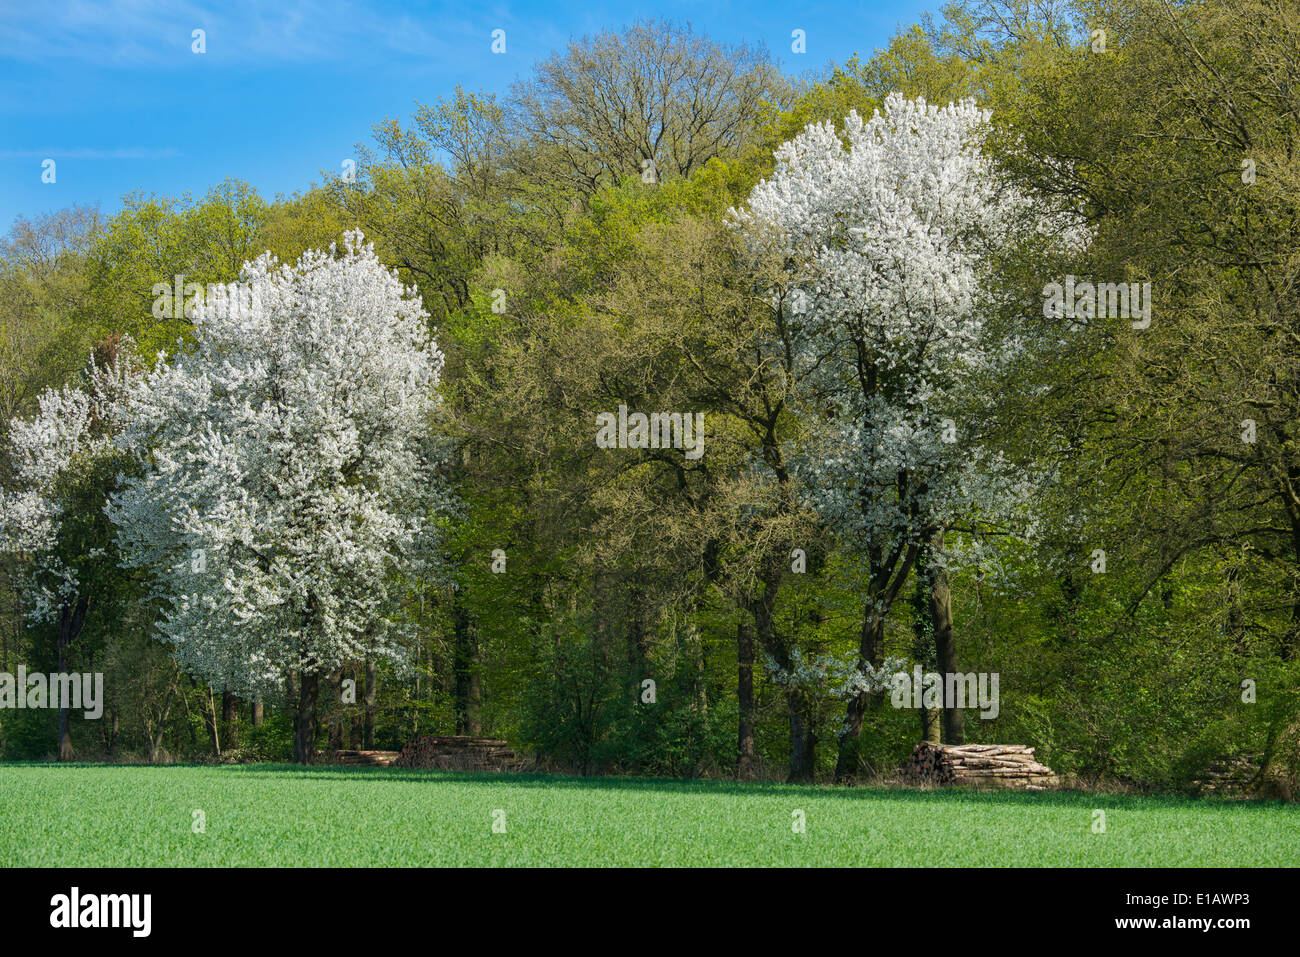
906;742;1059;790
334;750;399;767
1190;755;1260;795
393;735;523;772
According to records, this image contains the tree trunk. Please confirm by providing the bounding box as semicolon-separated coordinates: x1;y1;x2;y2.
221;685;238;750
251;695;263;727
203;684;221;757
146;717;165;763
102;708;119;756
911;550;941;744
363;658;376;750
55;595;88;762
293;672;319;764
183;683;198;752
834;615;884;782
749;554;799;780
56;674;74;762
737;618;756;779
1224;563;1246;651
453;602;480;734
327;673;344;754
835;540;921;782
921;707;942;744
691;625;709;778
930;534;964;745
834;690;866;782
467;672;482;735
788;693;817;783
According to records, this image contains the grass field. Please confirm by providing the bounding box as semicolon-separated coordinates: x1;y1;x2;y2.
1;763;1296;867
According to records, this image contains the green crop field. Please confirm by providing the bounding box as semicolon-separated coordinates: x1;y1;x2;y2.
1;764;1296;867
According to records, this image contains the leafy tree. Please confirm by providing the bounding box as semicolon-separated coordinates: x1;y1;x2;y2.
0;337;137;759
0;206;105;434
510;19;792;195
109;233;451;763
737;94;1070;779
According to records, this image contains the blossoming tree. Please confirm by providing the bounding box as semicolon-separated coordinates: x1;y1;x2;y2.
0;338;137;760
110;232;449;763
735;94;1045;780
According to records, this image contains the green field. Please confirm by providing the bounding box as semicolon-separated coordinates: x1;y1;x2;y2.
1;764;1296;867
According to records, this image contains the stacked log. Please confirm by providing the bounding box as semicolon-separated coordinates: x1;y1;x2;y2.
333;749;399;767
906;743;1059;790
1190;755;1260;795
393;735;523;772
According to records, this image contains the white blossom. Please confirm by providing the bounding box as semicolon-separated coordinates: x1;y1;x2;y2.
733;94;1054;574
0;347;136;624
765;648;908;699
108;231;450;696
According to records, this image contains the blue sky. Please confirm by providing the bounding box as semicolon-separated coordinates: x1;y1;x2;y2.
0;0;934;229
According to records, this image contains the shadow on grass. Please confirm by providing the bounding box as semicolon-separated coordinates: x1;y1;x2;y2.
168;762;1300;813
7;760;1294;812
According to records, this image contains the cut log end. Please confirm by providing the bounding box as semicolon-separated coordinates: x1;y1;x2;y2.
392;735;523;772
904;742;1058;790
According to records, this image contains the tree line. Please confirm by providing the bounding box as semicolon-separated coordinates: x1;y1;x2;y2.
1;1;1298;797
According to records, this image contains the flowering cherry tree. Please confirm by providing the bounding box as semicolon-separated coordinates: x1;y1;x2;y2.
109;232;449;763
735;94;1050;780
0;339;137;759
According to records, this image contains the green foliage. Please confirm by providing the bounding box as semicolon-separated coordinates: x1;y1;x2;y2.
0;709;58;761
239;714;294;764
2;8;1298;798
